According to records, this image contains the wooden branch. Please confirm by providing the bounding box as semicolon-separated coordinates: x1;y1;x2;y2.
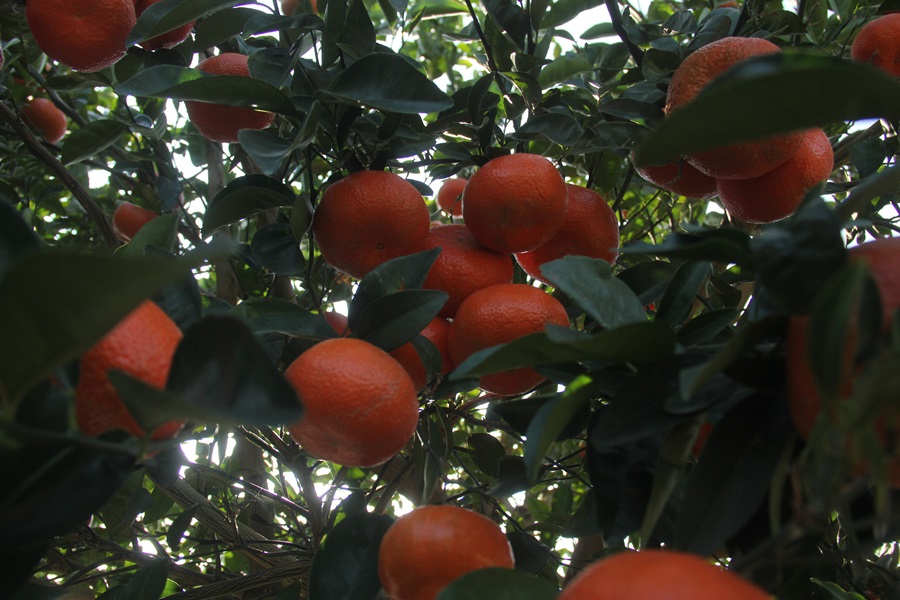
162;561;309;599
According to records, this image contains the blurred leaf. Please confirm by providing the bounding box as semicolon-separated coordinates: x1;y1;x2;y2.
61;120;127;165
436;568;559;600
811;579;871;600
837;163;900;223
117;214;180;258
202;175;296;236
0;201;40;278
128;0;239;46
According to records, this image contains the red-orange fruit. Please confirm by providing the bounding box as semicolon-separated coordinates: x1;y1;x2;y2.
112;202;159;242
135;0;195;51
633;156;718;199
716;128;833;224
436;177;467;217
447;283;569;396
312;170;431;279
184;53;276;143
850;13;900;77
20;98;67;144
514;183;619;284
462;153;568;253
421;224;514;318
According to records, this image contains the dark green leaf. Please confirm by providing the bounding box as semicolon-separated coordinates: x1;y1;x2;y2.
61;120;127;165
202;174;296;236
467;433;506;478
538;54;594;87
677;308;739;346
128;0;239;46
116;214;180;258
166;505;197;550
237;129;293;176
231;297;337;339
192;7;261;50
352;289;448;352
655;261;711;327
622;228;753;266
116;558;169;600
250;223;305;276
511;112;584;146
483;0;529;50
436;568;559;600
0;201;40;279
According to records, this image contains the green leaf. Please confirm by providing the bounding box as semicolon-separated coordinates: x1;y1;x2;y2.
436;568;559;600
467;433;506;478
538;54;594;87
202;174;296;237
237;129;294;177
483;0;529;50
127;0;240;46
352;289;449;352
61;120;127;165
510;112;584;146
622;228;753;267
250;224;305;276
810;579;871;600
231;297;336;339
636;53;900;166
654;261;711;327
677;308;739;346
308;512;394;600
322;53;454;114
192;7;261;50
116;558;169;600
116;214;180;258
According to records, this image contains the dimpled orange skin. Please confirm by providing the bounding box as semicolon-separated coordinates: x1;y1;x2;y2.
75;300;184;440
716;128;833;224
312;170;431;279
515;184;620;285
26;0;136;72
850;13;900;77
462;153;568;253
285;337;420;468
184;53;276;144
135;0;196;51
378;505;515;600
422;224;514;318
436;177;467;217
633;156;718;199
447;283;570;396
112;202;159;243
558;549;771;600
20;98;68;144
666;37;803;180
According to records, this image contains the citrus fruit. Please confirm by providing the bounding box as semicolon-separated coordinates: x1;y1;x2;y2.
436;177;467;217
716;128;833;224
665;36;803;180
632;154;718;199
514;183;619;284
421;224;514;318
135;0;196;51
285;337;419;467
312;170;431;279
462;153;568;253
281;0;317;14
447;283;569;396
184;53;276;144
26;0;136;72
75;300;184;440
850;13;900;77
20;98;67;144
112;202;159;243
378;504;515;600
558;549;770;599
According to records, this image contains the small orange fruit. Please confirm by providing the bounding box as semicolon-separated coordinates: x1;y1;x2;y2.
436;177;467;217
378;504;515;600
312;170;431;279
421;224;514;318
112;202;159;242
558;549;770;599
632;155;718;199
447;283;569;396
285;337;419;467
184;53;276;143
850;13;900;77
26;0;136;72
716;128;833;224
20;98;67;144
462;153;568;253
281;0;317;14
666;36;803;180
135;0;195;51
75;300;184;440
514;183;619;284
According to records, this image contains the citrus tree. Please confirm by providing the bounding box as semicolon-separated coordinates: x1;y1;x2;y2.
2;0;900;597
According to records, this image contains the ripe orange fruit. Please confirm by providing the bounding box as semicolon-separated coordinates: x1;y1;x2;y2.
281;0;317;14
285;337;419;467
20;98;67;144
312;170;431;279
436;177;467;217
462;153;568;253
421;224;514;318
135;0;195;51
716;128;833;224
666;36;803;180
514;184;619;284
26;0;136;72
378;504;515;600
112;202;158;242
850;13;900;77
632;155;718;199
184;53;276;143
447;283;569;396
75;300;184;440
558;549;770;599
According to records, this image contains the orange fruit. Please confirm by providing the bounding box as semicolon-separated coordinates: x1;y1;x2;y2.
462;153;568;253
281;0;317;14
135;0;195;51
421;224;514;318
436;177;467;217
20;98;67;144
716;128;833;224
184;53;277;143
312;170;431;279
322;311;351;337
558;549;770;599
75;300;184;440
285;337;419;467
632;155;718;199
112;202;159;242
26;0;136;72
447;283;569;396
665;36;803;180
514;183;619;285
850;13;900;77
378;504;515;600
